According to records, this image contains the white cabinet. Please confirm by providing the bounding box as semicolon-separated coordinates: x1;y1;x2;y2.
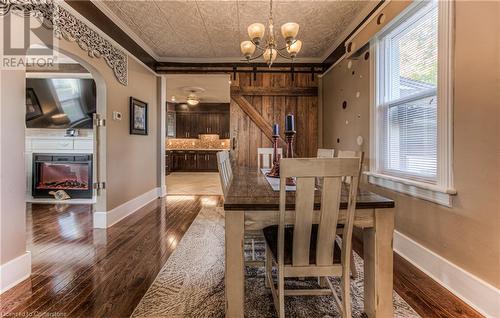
31;139;74;151
29;138;93;152
74;139;93;150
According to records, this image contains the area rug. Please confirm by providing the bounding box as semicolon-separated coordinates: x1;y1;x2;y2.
132;206;419;318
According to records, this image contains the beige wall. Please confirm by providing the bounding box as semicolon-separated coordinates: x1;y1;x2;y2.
0;70;28;265
56;40;159;211
321;1;500;288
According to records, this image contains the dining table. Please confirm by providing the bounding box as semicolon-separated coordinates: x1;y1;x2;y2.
223;166;396;318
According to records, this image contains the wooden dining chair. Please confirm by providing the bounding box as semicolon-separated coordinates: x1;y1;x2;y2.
258;147;283;169
216;150;233;196
336;150;364;279
217;150;263;266
316;148;335;158
263;157;361;317
337;150;365;184
316;148;358;279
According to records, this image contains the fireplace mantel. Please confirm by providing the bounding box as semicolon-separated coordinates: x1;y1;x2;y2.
25;129;95;203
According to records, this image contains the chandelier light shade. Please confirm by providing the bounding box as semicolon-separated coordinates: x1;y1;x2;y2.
247;23;265;44
240;41;256;59
286;39;302;58
240;0;302;67
281;22;300;43
263;48;277;63
186;94;200;106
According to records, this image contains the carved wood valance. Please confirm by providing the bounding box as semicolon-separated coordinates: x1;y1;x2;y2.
1;0;128;85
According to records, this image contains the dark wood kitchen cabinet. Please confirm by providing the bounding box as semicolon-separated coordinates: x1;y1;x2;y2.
165;150;173;175
172;103;230;139
176;113;198;138
169;150;219;172
219;112;230;139
172;151;196;171
196;151;218;171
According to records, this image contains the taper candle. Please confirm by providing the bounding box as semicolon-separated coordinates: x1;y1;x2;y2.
285;113;295;132
272;123;279;136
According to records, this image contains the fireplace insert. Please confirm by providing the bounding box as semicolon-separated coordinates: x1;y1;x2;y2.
32;153;93;199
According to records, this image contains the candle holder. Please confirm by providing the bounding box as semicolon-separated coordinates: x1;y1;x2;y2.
266;135;281;178
285;130;296;186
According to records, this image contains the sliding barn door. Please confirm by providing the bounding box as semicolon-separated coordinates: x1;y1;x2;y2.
230;72;318;168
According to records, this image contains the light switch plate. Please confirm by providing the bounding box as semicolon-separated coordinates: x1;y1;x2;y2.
112;111;122;121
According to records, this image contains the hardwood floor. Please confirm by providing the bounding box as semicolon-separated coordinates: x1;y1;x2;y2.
0;196;218;317
352;228;483;318
1;196;482;318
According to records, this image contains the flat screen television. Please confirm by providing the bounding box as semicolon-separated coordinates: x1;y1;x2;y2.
26;78;96;129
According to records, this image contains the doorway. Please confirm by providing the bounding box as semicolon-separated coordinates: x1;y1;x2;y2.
164;74;231;195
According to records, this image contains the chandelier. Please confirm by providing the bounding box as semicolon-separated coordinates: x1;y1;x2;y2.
240;0;302;67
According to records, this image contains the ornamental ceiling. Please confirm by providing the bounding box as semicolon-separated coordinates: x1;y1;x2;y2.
99;0;377;63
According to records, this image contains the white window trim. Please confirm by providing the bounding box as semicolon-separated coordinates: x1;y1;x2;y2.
368;0;456;207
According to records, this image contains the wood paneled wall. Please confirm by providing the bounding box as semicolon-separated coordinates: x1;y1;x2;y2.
230;72;318;168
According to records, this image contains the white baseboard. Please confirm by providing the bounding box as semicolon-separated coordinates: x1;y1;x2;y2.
93;187;161;229
26;197;97;204
394;230;500;318
0;251;31;294
158;184;167;197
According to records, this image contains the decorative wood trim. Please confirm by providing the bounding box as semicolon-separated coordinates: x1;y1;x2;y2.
1;0;129;85
231;95;286;146
231;86;318;97
26;63;89;73
322;0;385;68
89;0;159;64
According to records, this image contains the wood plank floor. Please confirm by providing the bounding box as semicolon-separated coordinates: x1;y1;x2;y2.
352;228;483;318
1;196;482;318
0;196;218;317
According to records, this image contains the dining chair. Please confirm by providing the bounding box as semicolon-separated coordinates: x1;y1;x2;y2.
217;150;263;266
316;148;358;279
337;150;365;184
263;157;361;317
216;150;233;196
336;150;364;279
316;148;335;158
257;147;283;169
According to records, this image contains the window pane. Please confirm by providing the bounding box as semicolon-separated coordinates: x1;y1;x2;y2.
389;3;438;100
383;95;437;181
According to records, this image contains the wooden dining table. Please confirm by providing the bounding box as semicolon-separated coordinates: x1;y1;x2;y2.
223;167;396;317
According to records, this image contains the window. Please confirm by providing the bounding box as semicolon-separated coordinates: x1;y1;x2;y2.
51;78;86;123
369;0;455;206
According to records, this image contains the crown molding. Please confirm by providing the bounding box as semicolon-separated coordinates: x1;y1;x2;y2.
320;1;381;62
90;0;160;62
156;56;324;64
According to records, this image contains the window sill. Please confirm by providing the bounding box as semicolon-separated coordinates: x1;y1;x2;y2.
364;172;456;207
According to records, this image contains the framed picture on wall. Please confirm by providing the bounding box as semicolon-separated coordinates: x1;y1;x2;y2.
26;88;43;121
130;97;148;135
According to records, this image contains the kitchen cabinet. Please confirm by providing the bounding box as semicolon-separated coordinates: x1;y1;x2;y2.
196;151;218;171
172;150;197;171
219;112;230;139
174;103;230;139
168;150;219;172
166;150;173;175
166;112;176;137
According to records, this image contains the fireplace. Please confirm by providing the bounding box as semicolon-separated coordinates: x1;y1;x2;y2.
32;154;93;199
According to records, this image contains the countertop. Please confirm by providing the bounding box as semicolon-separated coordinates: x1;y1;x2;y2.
166;148;229;151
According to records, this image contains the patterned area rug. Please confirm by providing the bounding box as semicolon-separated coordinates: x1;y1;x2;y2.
132;206;419;318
